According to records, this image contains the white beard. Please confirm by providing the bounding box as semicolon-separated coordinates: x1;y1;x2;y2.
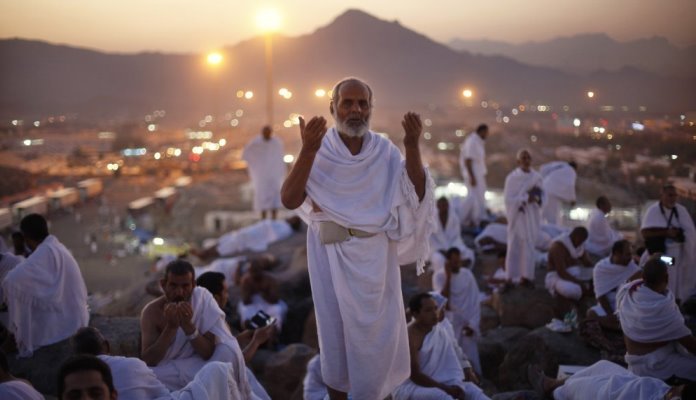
333;112;370;138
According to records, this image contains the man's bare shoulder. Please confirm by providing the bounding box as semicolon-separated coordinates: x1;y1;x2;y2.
548;241;568;257
407;323;427;350
141;296;166;320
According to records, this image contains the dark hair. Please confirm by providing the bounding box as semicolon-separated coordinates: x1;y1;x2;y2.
57;355;115;398
476;124;488;134
331;77;373;106
72;327;105;356
643;257;668;286
196;271;225;297
0;350;8;373
20;213;49;242
570;226;588;241
568;161;578;170
611;239;630;255
408;293;432;314
682;382;696;400
445;247;461;259
164;259;195;281
496;249;507;259
596;196;609;208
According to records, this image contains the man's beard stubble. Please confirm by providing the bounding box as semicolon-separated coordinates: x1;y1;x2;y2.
333;112;370;138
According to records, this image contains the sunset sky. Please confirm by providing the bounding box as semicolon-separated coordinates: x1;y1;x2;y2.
2;0;695;53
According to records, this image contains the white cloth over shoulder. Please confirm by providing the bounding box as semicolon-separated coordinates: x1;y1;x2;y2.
504;168;543;283
0;252;23;304
641;201;696;300
170;362;243;400
540;162;576;202
2;235;89;357
296;128;434;400
616;280;691;343
0;381;44;400
593;257;639;299
216;220;293;256
303;354;329;400
474;222;507;250
586;208;623;256
552;360;670;400
555;233;585;259
151;287;258;398
242;136;286;211
430;204;475;274
99;354;170;400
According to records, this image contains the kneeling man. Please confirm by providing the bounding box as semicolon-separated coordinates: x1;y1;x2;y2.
544;227;592;302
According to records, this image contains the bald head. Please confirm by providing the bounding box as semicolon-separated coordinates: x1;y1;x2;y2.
516;149;532;171
570;226;588;247
330;77;373;138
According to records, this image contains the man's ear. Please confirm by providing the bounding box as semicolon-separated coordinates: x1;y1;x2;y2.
329;101;334;116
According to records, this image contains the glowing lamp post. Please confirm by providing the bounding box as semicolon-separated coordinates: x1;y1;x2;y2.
256;9;282;127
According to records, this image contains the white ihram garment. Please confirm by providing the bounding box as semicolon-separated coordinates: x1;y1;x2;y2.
0;251;23;305
589;257;639;316
303;354;329;400
459;132;487;225
585;208;623;257
430;205;475;274
296;128;434;400
540;162;576;225
242;136;286;212
641;201;696;300
552;360;670;400
544;234;588;301
216;220;292;256
2;235;89;357
194;256;246;288
0;381;43;400
432;268;482;375
151;287;268;399
504;168;543;283
616;280;696;380
392;323;489;400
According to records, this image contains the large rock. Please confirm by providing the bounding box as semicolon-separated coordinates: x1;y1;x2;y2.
479;327;530;381
480;304;500;333
491;287;556;329
261;343;316;399
8;315;141;395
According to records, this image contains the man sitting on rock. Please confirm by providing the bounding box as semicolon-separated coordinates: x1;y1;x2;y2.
585;196;623;258
430;197;475;274
140;260;267;398
528;360;695;400
587;240;641;330
238;258;287;331
392;293;489;400
617;256;696;380
544;227;593;302
432;247;482;375
191;216;302;261
71;327;245;399
1;213;89;357
0;350;42;399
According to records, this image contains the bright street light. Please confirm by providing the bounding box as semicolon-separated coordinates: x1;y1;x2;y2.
206;52;223;66
256;8;282;32
462;89;473;98
587;91;595;98
315;89;326;98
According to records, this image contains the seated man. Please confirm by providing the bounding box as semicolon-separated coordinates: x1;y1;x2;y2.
544;227;593;302
1;214;89;357
474;221;508;253
393;293;489;400
0;350;42;399
585;196;623;258
528;360;694;400
238;258;287;331
587;240;641;330
57;355;117;400
140;260;264;397
192;216;302;260
617;257;696;380
430;197;475;274
432;247;482;375
71;327;245;400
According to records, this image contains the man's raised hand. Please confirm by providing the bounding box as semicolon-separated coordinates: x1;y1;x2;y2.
299;116;327;155
402;112;423;147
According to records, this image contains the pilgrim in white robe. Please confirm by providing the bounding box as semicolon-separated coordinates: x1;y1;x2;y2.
296;128;434;400
237;294;288;330
242;136;286;212
303;354;330;400
540;162;576;225
616;279;696;380
392;323;489;400
459;132;487;225
544;234;590;301
640;201;696;301
585;208;623;257
0;381;43;400
503;167;543;283
474;222;507;251
1;235;89;357
151;287;269;399
552;360;671;400
432;267;482;375
216;220;293;257
194;256;247;288
429;202;475;274
100;354;243;400
0;252;23;305
589;257;639;316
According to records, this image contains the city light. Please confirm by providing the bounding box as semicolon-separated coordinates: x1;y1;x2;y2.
256;8;282;32
315;89;326;97
244;91;254;99
462;89;473;98
587;91;595;98
206;52;223;66
573;118;581;127
154;152;161;160
283;154;295;163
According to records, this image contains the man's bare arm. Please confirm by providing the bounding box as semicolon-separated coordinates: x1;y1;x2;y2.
549;246;582;283
465;158;476;186
178;303;216;360
140;304;178;366
280;116;327;209
402;112;426;200
597;294;613;316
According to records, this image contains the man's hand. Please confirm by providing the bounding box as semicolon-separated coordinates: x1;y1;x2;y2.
464;367;480;385
442;385;466;399
176;302;196;335
299;116;327;155
163;303;180;329
252;322;276;345
402;112;422;148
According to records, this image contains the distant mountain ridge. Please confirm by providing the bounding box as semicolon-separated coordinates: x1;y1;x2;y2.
449;33;696;77
1;10;694;122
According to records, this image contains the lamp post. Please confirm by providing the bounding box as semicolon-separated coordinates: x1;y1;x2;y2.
256;9;282;127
